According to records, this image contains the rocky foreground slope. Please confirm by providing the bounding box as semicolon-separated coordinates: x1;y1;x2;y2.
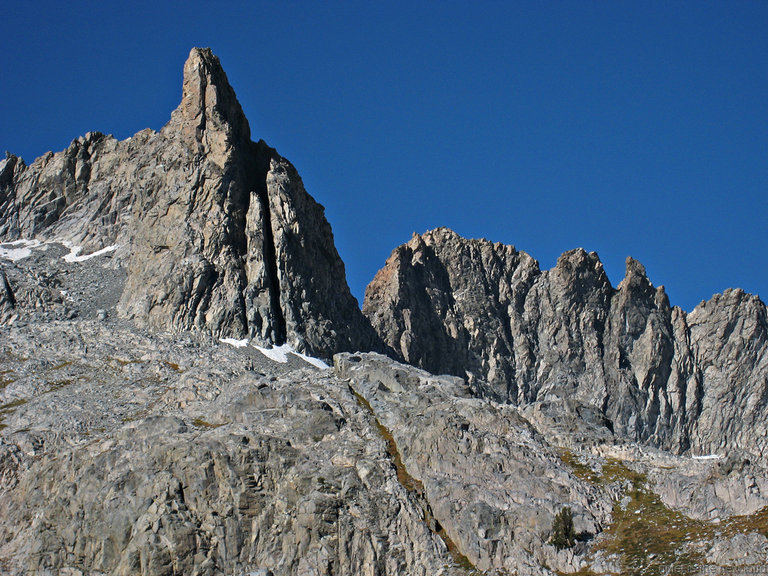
1;273;766;575
1;48;767;575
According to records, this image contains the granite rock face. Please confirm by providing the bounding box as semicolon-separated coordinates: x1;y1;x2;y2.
0;322;462;576
334;352;615;574
0;48;379;358
335;352;768;574
2;308;767;575
364;228;768;458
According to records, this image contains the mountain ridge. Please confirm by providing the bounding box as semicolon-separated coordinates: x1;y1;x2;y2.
3;49;765;459
1;47;382;359
1;47;767;576
364;226;768;458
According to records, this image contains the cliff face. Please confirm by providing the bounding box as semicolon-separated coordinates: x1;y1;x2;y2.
364;227;768;458
0;48;379;358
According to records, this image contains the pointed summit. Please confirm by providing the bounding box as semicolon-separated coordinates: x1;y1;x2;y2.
0;47;381;358
118;48;382;357
168;47;251;146
617;256;656;302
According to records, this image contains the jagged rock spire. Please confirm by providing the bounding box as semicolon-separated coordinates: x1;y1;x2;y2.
169;47;251;147
117;48;382;357
0;48;382;358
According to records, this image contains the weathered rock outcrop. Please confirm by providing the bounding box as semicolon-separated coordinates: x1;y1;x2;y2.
364;228;768;458
2;310;767;575
0;48;379;358
335;352;615;574
0;323;462;576
335;352;768;575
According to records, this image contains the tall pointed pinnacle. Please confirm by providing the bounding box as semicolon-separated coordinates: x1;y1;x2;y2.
167;47;251;146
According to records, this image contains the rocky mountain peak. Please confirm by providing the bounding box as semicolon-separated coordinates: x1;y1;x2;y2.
169;47;251;147
0;48;381;358
623;255;647;278
619;256;655;295
417;226;460;244
551;248;612;299
2;49;768;576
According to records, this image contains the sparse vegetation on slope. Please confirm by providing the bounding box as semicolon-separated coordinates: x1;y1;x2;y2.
559;449;768;575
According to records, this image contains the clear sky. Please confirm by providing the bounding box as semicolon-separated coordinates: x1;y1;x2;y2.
2;1;766;311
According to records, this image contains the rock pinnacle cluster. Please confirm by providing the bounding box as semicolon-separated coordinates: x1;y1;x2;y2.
363;227;768;459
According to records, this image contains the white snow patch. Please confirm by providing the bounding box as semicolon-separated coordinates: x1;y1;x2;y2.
252;343;329;369
692;454;723;460
62;242;118;263
290;350;330;370
0;239;43;261
253;343;293;363
219;337;249;348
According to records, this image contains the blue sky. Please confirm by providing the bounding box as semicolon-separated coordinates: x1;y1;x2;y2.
2;2;766;311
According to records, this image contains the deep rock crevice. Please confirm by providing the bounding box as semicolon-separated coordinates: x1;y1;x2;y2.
248;141;286;345
0;267;15;308
2;46;768;576
0;48;378;358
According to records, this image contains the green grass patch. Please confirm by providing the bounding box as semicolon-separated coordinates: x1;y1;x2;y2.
0;372;15;390
721;506;768;541
192;417;226;429
436;521;479;573
350;387;424;494
599;460;768;575
595;461;705;574
558;450;768;575
0;398;27;412
558;448;602;484
112;357;144;366
44;379;74;394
